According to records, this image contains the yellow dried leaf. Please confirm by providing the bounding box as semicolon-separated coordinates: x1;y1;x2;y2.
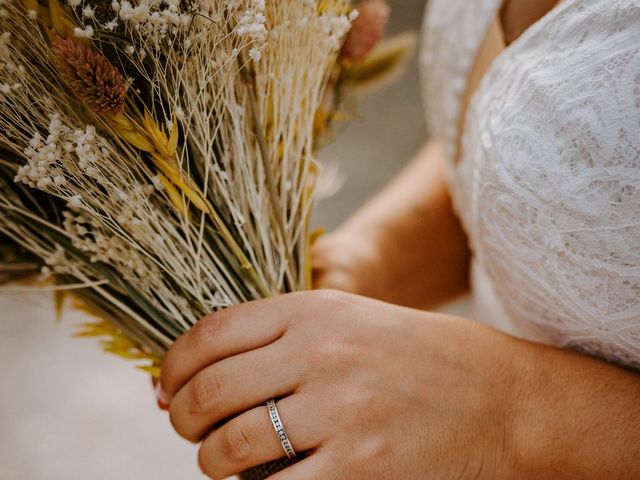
101;336;136;350
48;0;76;38
103;346;145;360
143;110;169;154
158;173;189;217
21;0;39;12
151;154;210;214
167;113;179;157
318;0;352;16
70;297;106;320
115;125;155;153
344;32;418;95
37;6;53;30
107;113;134;129
72;316;161;376
54;289;67;322
137;365;161;378
310;228;325;245
73;325;115;337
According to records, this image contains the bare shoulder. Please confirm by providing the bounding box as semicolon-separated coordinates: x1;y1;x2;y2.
500;0;561;44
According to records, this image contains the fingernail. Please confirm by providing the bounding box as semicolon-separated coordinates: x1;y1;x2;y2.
155;382;171;410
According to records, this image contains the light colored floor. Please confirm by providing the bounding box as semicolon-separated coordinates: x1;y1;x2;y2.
0;294;202;480
0;2;438;478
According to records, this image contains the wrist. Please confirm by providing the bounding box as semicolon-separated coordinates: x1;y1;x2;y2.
500;342;541;479
505;343;591;479
489;337;554;480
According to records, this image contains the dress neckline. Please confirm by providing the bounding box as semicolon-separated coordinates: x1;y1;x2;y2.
420;0;503;160
456;0;577;164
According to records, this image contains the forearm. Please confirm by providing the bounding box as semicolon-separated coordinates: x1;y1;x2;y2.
512;343;640;479
337;141;470;309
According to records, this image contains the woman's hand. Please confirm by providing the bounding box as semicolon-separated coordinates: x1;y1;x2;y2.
158;290;530;479
310;142;471;310
311;232;384;296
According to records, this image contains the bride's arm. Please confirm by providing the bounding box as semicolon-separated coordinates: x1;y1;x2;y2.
513;341;640;478
159;292;640;479
313;141;470;310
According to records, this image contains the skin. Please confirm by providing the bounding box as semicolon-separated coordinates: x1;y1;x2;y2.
160;290;640;479
158;0;640;478
500;0;562;45
312;141;470;310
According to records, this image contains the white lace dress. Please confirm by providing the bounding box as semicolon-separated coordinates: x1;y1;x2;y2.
420;0;640;370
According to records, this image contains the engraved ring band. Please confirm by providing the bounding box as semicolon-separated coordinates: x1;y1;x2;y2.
266;398;297;460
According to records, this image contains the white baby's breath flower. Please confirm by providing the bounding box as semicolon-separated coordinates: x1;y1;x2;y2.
68;195;83;209
151;176;164;191
248;48;262;62
74;26;95;39
119;1;150;22
0;31;11;60
103;19;119;31
0;0;357;376
235;0;268;43
82;5;96;19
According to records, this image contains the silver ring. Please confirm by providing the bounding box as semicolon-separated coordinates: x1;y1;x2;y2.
266;399;297;459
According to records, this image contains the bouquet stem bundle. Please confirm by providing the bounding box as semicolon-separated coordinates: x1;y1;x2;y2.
0;0;355;365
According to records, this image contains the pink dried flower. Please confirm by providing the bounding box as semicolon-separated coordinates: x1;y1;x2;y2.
342;0;391;62
52;37;127;114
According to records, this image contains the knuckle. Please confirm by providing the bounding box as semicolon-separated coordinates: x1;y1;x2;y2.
168;405;197;443
339;386;377;418
219;421;254;464
290;289;352;328
310;289;359;323
191;313;225;352
309;288;348;305
190;369;223;414
354;435;390;464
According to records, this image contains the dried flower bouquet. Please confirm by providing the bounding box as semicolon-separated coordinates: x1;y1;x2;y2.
0;0;413;477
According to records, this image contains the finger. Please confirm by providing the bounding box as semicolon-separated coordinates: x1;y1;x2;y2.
198;393;326;479
169;342;302;442
161;295;300;399
266;452;332;480
153;379;170;411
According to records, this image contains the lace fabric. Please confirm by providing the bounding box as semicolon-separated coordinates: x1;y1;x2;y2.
420;0;503;161
421;0;640;369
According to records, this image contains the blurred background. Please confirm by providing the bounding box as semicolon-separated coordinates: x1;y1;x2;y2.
0;2;429;478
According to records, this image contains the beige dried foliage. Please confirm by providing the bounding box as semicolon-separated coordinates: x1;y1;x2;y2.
0;0;354;362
